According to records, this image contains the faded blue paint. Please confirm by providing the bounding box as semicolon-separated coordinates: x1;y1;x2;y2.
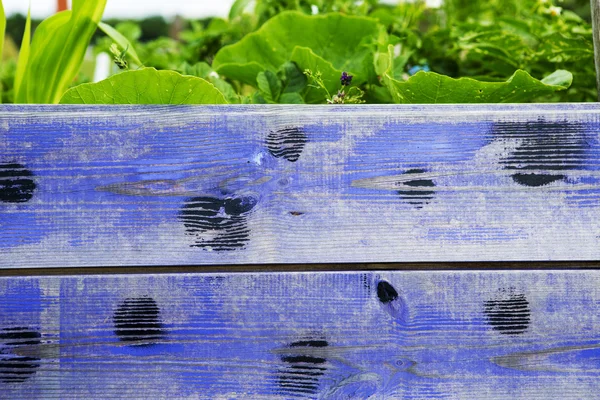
345;121;494;197
2;105;600;265
0;279;54;399
1;272;599;398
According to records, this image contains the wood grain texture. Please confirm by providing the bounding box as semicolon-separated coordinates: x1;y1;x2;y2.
2;104;600;268
1;270;600;399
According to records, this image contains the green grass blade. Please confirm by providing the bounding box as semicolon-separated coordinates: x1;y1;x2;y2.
16;0;108;104
0;0;5;103
98;22;143;67
14;7;31;96
15;11;71;103
0;0;5;64
229;0;253;19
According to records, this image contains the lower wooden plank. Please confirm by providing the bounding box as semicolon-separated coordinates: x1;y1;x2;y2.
1;271;600;398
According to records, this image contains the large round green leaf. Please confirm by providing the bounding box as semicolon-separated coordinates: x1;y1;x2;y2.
60;68;228;104
212;11;383;87
377;45;573;103
384;69;573;104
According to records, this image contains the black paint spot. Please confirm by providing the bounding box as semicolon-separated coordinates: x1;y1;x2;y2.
397;169;436;207
0;163;36;203
179;196;257;251
278;338;328;396
484;292;531;335
267;127;307;163
377;281;399;304
0;327;41;383
114;297;165;345
495;120;587;187
511;173;565;187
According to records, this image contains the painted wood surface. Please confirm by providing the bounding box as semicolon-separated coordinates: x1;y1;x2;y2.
0;270;599;399
2;104;600;268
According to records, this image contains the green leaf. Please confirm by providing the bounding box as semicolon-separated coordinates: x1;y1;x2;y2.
279;92;304;104
536;33;594;63
179;62;213;79
178;62;240;104
277;62;307;94
0;0;5;67
207;77;240;104
59;68;228;105
14;7;31;97
0;0;5;103
98;22;143;66
384;69;572;104
365;83;394;104
228;0;253;20
374;48;392;77
540;70;573;87
498;17;539;48
16;0;108;104
377;43;572;103
256;70;282;103
456;31;527;76
15;11;70;103
113;21;142;42
252;92;267;104
213;11;383;86
290;46;340;103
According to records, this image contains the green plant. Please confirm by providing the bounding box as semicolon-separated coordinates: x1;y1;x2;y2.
212;11;384;104
305;70;365;104
411;0;596;101
14;0;107;103
0;0;5;103
0;0;595;105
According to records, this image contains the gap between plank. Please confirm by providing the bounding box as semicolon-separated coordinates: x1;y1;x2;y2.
1;261;600;277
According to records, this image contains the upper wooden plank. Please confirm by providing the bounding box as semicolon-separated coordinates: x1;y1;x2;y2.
1;104;600;268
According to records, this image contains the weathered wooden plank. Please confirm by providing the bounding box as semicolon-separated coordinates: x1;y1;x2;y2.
1;270;599;399
2;104;600;267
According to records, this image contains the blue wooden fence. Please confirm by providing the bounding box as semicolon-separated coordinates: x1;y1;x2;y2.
2;105;600;398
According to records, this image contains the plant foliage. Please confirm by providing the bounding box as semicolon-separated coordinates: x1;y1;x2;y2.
15;0;107;104
1;0;596;104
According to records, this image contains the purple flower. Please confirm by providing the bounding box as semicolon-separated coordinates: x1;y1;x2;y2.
340;72;353;86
